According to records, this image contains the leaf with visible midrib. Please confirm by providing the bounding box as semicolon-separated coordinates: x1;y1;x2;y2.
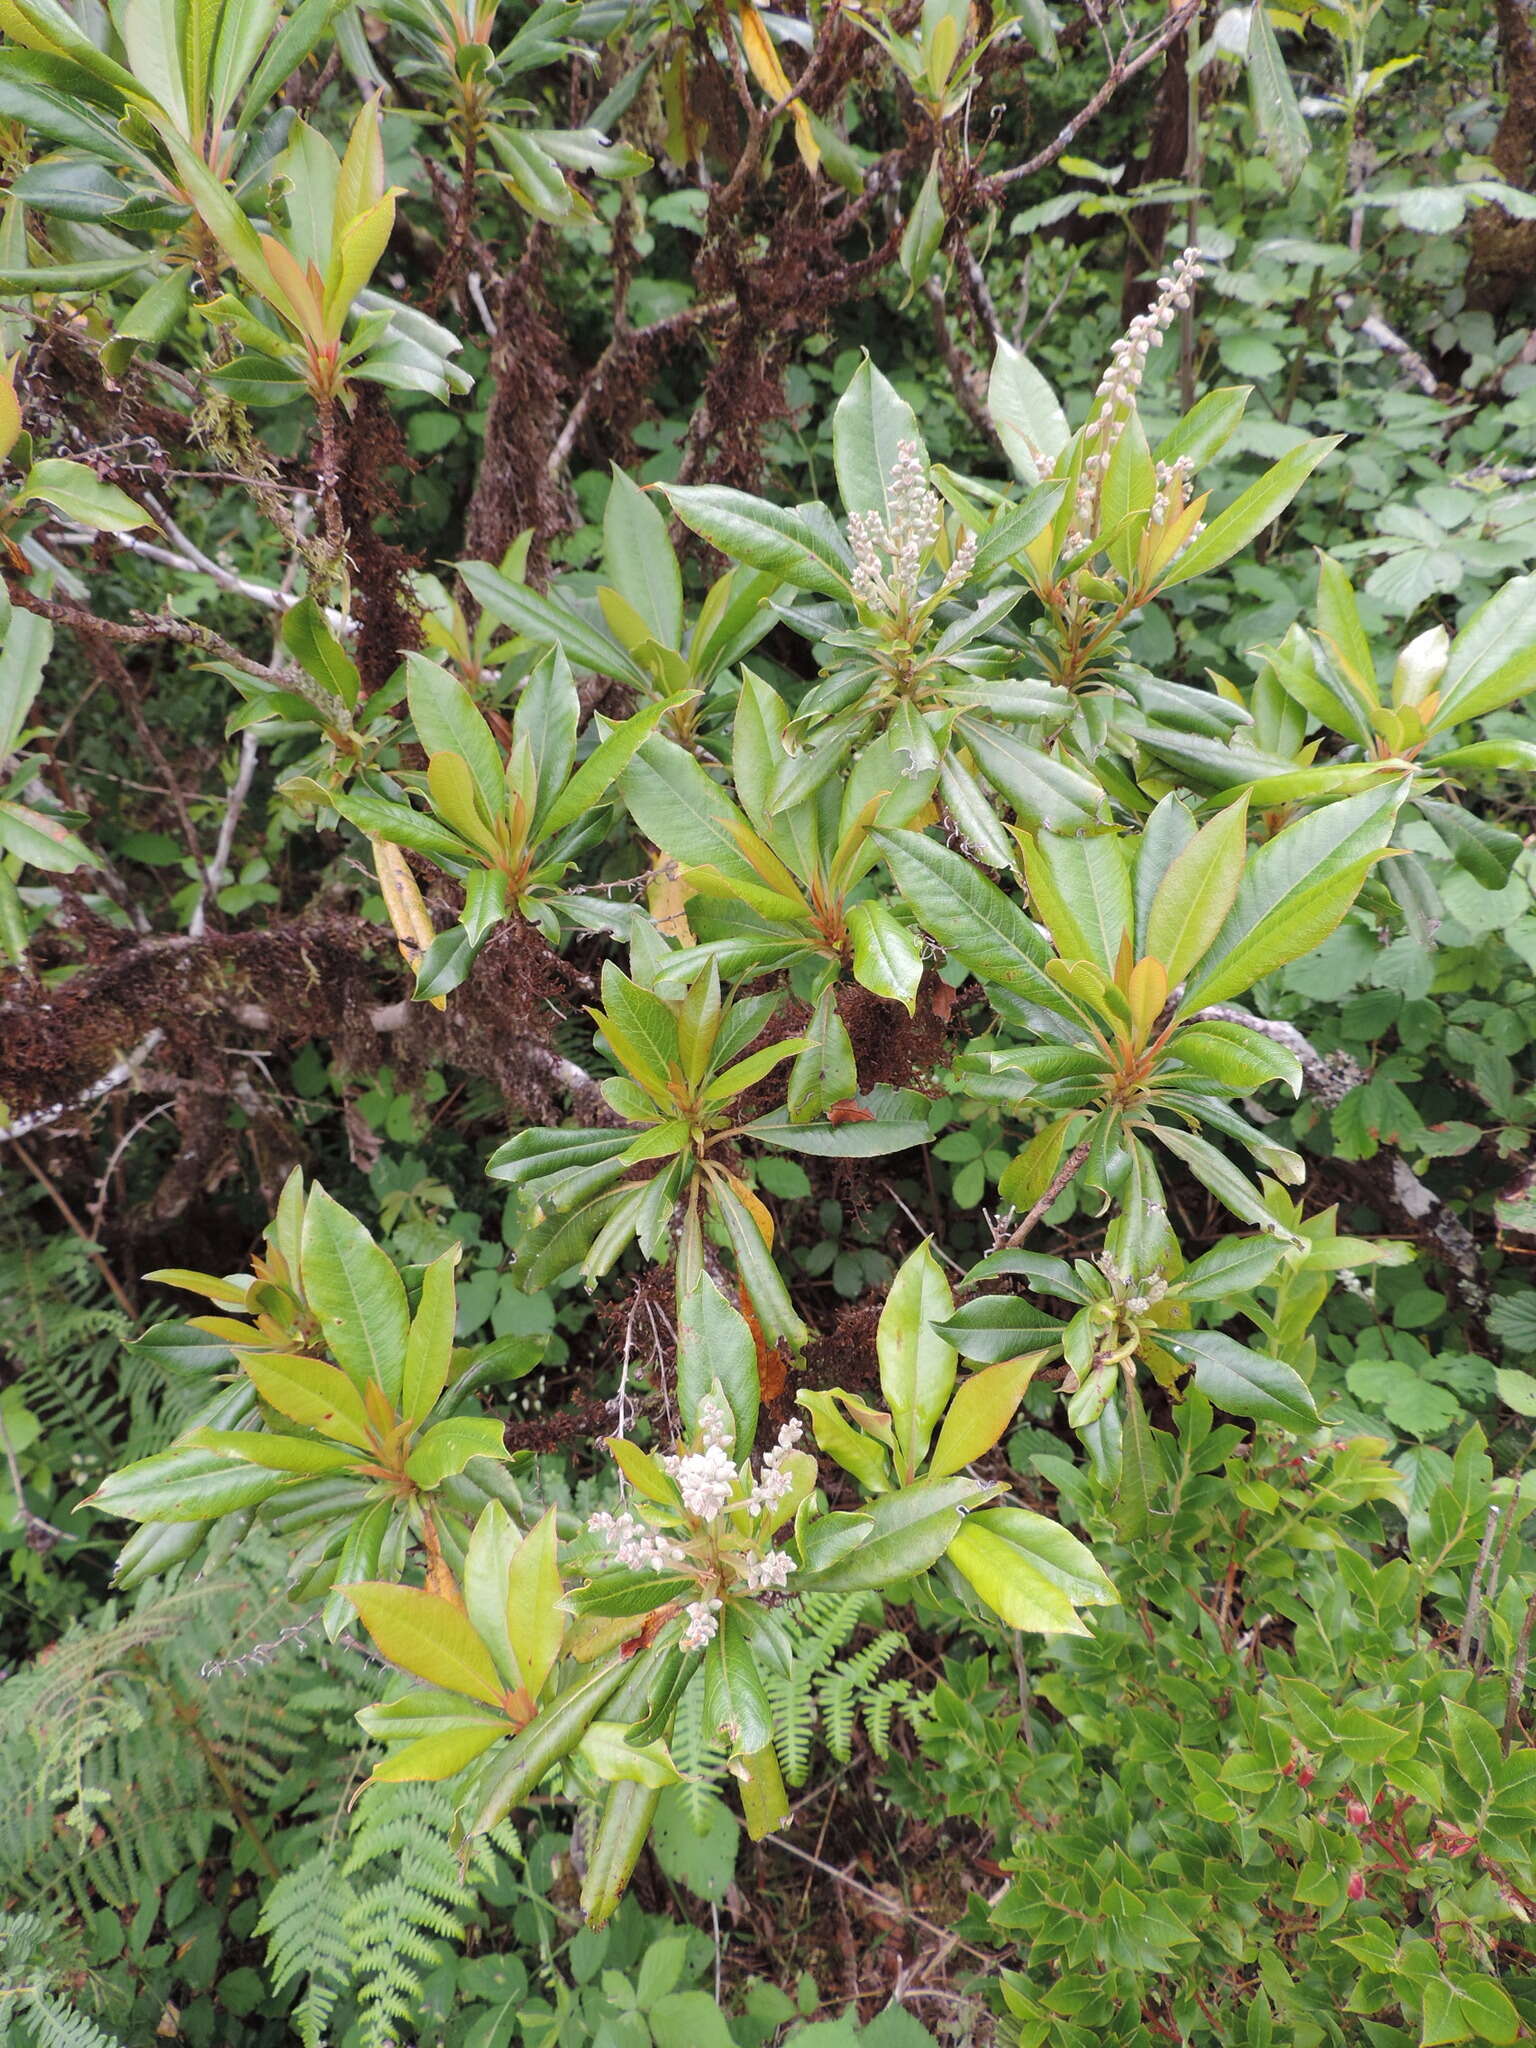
300;1186;409;1404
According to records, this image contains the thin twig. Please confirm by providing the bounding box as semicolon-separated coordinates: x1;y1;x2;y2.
0;1029;165;1146
4;584;291;687
976;0;1202;199
994;1136;1093;1251
765;1835;997;1966
187;726;261;942
1504;1591;1536;1754
1459;1503;1505;1666
11;1140;137;1319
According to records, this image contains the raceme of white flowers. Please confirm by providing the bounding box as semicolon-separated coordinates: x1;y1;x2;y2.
1074;246;1206;542
848;439;977;616
586;1394;804;1652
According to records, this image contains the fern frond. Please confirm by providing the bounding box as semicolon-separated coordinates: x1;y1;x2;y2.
257;1849;356;2048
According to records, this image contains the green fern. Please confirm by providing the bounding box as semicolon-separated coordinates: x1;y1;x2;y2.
341;1784;518;2048
0;1542;368;1954
257;1847;357;2048
0;1913;123;2048
761;1594;915;1786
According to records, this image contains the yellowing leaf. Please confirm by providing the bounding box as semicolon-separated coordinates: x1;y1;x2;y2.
505;1506;565;1699
368;1722;505;1782
0;359;20;464
736;2;820;172
322;189;399;334
343;1581;508;1703
929;1353;1041;1476
373;839;447;1012
242;1351;372;1449
402;1246;458;1422
946;1520;1089;1635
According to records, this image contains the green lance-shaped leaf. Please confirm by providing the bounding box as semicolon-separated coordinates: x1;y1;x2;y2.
1143;796;1249;984
241;1351;372;1449
1178;780;1407;1012
929;1353;1041;1476
20;457;153;533
505;1505;566;1699
833;355;926;526
406;654;505;820
465;1652;649;1839
603;465;683;649
401;1246;458;1424
660;483;852;598
878;1241;957;1482
581;1777;662;1928
1156;437;1342;590
677;1270;759;1453
300;1184;409;1403
342;1582;508;1705
1162;1328;1318;1431
1021;829;1132;975
704;1605;773;1758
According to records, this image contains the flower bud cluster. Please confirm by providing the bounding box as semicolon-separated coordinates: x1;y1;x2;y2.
586;1396;809;1654
848;440;976;613
1074;248;1205;536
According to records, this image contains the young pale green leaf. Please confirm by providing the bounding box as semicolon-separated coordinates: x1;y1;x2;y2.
300;1185;409;1403
603;466;683;649
1179;782;1406;1012
1155;387;1250;472
186;1426;356;1475
846;899;924;1013
704;1607;773;1757
401;1246;457;1423
1143;796;1248;983
928;1353;1040;1476
540;697;677;841
989;336;1069;482
1433;574;1536;727
945;1519;1088;1634
20;457;153;533
280;595;359;710
1245;0;1310;189
621;737;800;909
369;1724;505;1783
344;1581;508;1703
462;1500;524;1691
677;1270;759;1454
833;356;925;527
406;655;504;821
967;1504;1118;1608
405;1417;508;1486
798;1390;892;1491
87;1445;295;1521
1314;554;1376;704
458;560;648;686
242;1351;372;1449
898;150;944;292
799;1476;988;1590
505;1505;564;1699
878;1242;957;1482
1156;438;1342;590
0;800;98;874
786;986;859;1123
1021;829;1132;974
